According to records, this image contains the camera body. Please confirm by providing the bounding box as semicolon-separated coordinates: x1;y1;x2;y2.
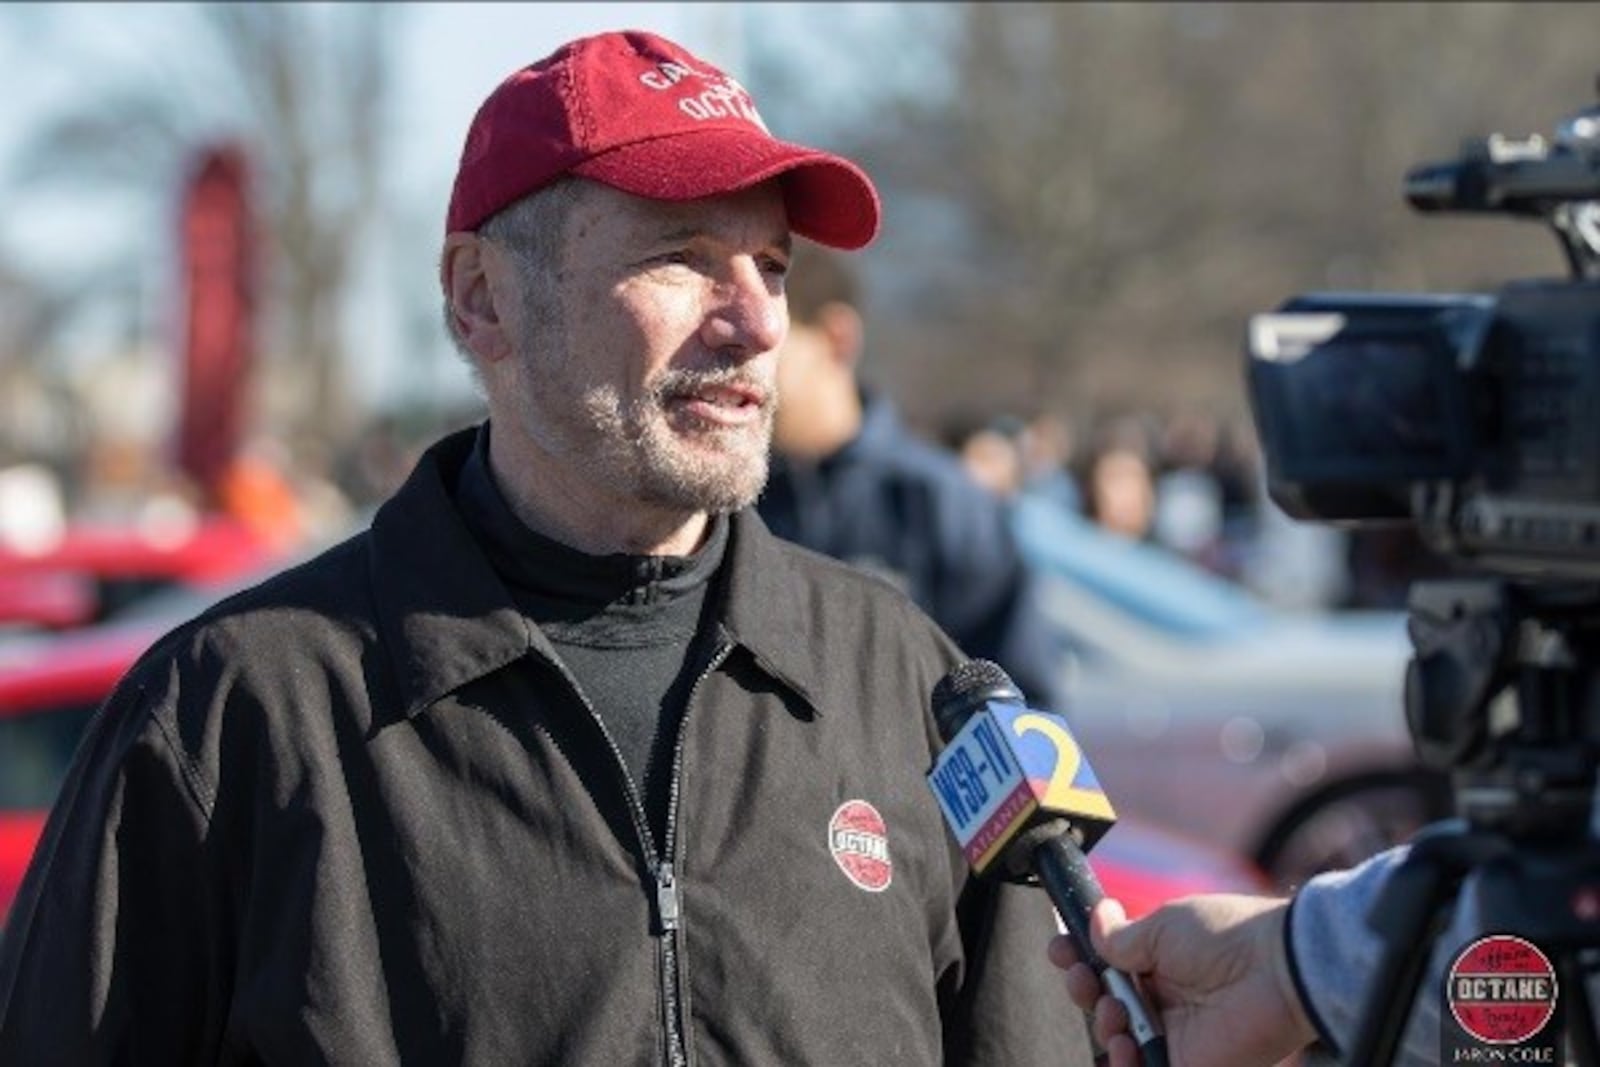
1245;92;1600;580
1248;281;1600;578
1252;88;1600;1066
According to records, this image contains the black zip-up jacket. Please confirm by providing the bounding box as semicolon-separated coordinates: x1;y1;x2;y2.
0;429;1093;1065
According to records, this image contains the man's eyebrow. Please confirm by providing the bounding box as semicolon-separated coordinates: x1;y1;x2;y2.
649;225;793;255
649;225;702;244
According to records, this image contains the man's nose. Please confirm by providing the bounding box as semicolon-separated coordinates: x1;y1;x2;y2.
701;260;786;358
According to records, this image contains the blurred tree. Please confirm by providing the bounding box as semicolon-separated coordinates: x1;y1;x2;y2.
750;2;1599;428
0;256;84;467
0;248;123;477
3;5;397;455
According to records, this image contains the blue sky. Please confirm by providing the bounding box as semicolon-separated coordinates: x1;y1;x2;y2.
0;4;724;257
0;3;907;414
0;4;754;411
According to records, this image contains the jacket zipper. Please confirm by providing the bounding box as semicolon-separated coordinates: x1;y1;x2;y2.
654;861;686;1067
657;635;734;1067
545;637;732;1067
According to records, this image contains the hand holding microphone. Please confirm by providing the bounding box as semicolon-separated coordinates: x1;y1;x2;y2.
1050;894;1316;1067
926;659;1169;1067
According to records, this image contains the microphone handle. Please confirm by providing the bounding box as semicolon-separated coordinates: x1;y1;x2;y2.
1034;834;1170;1067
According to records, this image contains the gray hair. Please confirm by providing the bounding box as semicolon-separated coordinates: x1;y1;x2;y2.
441;177;586;362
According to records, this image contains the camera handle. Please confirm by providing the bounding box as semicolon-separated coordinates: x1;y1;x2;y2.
1550;200;1600;280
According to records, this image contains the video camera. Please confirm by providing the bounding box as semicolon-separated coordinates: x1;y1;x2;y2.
1246;87;1600;1065
1245;86;1600;580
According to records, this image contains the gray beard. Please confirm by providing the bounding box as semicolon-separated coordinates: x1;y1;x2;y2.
580;374;774;514
506;313;774;514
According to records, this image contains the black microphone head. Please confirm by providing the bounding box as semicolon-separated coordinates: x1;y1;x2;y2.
931;659;1025;741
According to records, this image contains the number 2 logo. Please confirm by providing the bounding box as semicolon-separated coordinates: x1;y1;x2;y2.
1011;712;1116;820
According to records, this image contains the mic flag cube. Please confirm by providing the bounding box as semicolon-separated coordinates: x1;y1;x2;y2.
927;700;1117;875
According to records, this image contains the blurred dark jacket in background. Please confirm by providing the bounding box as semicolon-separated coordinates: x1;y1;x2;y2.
761;388;1069;713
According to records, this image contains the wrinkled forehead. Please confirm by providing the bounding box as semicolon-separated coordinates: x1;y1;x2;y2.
574;179;793;248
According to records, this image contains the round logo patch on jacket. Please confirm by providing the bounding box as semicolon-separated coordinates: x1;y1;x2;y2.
829;799;892;892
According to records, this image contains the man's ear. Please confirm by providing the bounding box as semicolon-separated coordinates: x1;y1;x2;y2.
815;301;865;371
441;233;515;363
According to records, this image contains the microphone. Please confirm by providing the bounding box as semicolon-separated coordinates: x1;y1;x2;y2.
927;659;1168;1067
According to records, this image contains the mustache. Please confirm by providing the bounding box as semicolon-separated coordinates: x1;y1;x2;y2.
653;364;774;408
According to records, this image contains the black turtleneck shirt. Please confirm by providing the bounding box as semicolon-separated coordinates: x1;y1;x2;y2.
453;426;726;850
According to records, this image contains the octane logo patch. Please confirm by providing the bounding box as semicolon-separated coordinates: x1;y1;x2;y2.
829;799;892;892
1447;934;1558;1045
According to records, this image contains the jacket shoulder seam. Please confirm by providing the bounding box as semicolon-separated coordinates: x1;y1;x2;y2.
145;692;218;823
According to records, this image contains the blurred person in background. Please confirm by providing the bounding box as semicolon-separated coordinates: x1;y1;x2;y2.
1151;409;1244;578
952;411;1081;510
1077;413;1158;542
760;243;1070;714
957;418;1027;498
1017;409;1083;513
0;30;1093;1066
216;435;353;553
1084;446;1158;542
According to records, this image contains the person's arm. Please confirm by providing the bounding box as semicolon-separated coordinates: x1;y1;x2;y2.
1286;844;1457;1065
1051;893;1314;1067
0;673;225;1063
1052;846;1464;1067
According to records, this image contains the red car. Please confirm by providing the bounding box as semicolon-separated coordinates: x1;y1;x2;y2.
0;515;275;632
0;587;1265;926
0;614;161;916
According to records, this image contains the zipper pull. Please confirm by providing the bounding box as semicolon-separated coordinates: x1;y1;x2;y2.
656;863;681;933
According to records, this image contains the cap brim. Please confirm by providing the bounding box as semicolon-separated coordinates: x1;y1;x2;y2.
572;128;880;250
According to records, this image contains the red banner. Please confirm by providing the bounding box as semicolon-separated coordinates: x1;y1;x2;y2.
175;144;255;501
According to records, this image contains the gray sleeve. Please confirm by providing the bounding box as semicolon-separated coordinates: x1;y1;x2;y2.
1288;844;1487;1066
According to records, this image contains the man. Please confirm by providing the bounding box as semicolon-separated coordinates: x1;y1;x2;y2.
0;30;1093;1065
759;244;1069;714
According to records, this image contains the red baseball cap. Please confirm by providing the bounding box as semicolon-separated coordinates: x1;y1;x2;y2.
445;30;880;249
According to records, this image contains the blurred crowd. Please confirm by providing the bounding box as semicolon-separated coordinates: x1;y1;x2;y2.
0;397;1456;617
938;406;1452;614
0;411;456;563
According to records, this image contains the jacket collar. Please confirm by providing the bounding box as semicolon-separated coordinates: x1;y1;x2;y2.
368;428;534;720
719;508;825;714
368;426;827;719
